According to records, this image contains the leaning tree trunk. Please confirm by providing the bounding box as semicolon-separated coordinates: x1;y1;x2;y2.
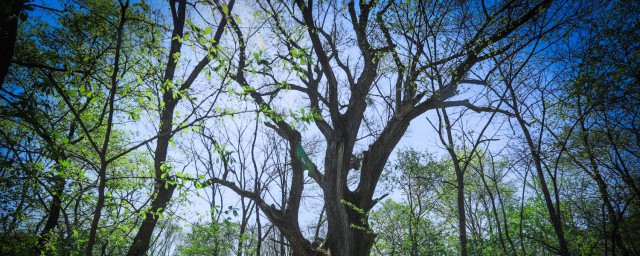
127;1;231;255
0;0;26;85
506;82;570;256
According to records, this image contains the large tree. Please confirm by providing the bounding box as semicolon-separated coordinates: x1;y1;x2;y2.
204;0;562;254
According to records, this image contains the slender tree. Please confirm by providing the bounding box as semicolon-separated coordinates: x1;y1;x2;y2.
127;0;234;255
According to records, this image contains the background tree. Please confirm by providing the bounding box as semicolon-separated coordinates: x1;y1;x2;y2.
546;0;640;253
2;0;159;254
2;0;234;255
371;150;452;256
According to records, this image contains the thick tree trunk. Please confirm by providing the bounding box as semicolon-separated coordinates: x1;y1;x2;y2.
321;118;411;255
324;182;376;256
324;184;376;256
0;0;25;85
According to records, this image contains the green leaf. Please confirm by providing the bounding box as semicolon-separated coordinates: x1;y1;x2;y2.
290;48;299;58
222;4;229;15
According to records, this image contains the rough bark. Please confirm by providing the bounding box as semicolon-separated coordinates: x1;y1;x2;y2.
0;0;26;85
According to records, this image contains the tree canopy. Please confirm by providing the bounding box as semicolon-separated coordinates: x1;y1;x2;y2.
1;0;638;255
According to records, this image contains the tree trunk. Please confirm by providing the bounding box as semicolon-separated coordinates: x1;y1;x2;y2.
0;0;25;85
127;0;230;254
579;105;629;255
126;104;178;256
456;170;468;256
318;134;375;255
507;84;570;255
35;177;64;254
85;165;108;256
